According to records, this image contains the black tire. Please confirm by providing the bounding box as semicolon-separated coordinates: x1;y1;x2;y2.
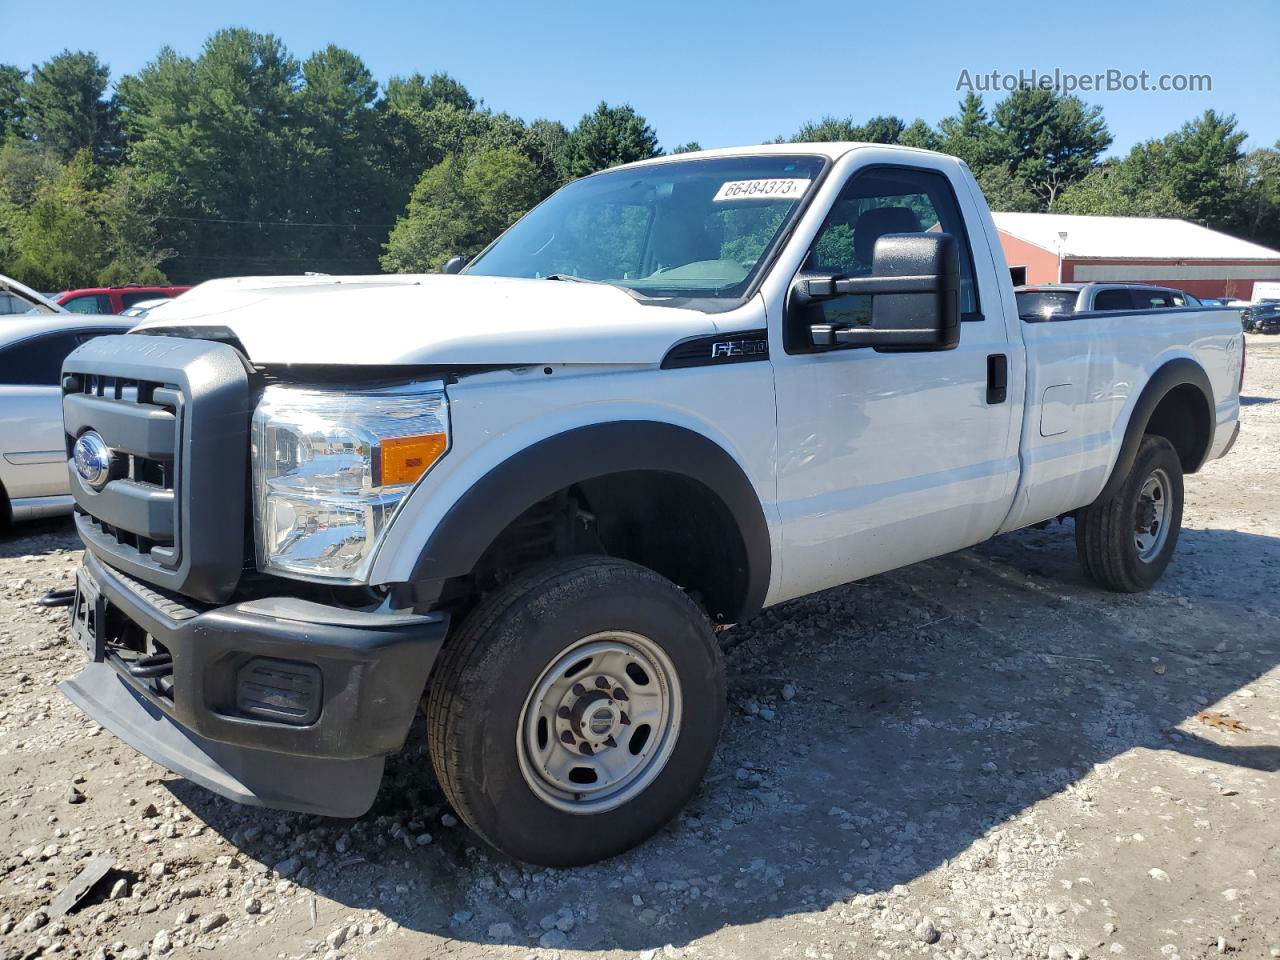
425;556;725;866
1075;435;1184;592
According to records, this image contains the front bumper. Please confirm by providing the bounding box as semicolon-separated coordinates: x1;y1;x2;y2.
60;551;447;817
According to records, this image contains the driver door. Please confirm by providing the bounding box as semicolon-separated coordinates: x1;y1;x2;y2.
769;161;1020;602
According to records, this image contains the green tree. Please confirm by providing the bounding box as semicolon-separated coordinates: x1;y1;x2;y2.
523;117;569;189
790;116;867;143
1232;145;1280;251
972;164;1039;212
24;51;119;162
295;45;399;268
1053;112;1255;235
936;93;1005;169
670;141;702;154
0;65;26;143
118;30;319;278
1053;152;1191;219
789;115;907;145
858;115;906;144
382;147;542;272
898;119;939;151
991;88;1111;206
558;102;660;180
0;147;170;288
383;72;475;114
1162;110;1247;225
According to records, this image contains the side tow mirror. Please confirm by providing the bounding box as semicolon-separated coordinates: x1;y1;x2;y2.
798;233;961;351
441;255;469;275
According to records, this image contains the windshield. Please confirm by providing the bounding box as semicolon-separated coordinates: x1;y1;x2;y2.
1016;289;1079;320
466;155;827;301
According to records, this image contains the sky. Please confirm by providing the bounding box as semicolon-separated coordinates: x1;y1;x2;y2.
3;0;1277;157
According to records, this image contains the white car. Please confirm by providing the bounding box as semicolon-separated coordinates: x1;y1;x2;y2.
1;312;134;523
59;143;1243;865
119;298;173;319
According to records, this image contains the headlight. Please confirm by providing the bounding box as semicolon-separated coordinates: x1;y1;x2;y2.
251;382;449;582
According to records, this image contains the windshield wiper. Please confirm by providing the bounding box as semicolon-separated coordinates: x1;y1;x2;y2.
540;273;651;301
543;273;607;284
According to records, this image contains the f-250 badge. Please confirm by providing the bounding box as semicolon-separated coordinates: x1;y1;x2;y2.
710;339;768;359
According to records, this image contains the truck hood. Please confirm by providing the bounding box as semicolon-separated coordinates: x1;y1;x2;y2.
132;274;720;366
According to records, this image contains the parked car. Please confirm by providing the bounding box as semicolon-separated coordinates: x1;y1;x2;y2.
1;315;134;524
55;284;191;315
1;274;67;316
58;143;1243;866
1014;282;1201;319
119;298;173;319
1249;302;1280;333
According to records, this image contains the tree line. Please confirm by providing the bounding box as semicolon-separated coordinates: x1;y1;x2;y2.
1;30;1277;290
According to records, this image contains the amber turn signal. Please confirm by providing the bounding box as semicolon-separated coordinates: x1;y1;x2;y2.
375;434;447;487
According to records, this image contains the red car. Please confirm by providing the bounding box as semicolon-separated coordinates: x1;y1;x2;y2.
55;285;192;315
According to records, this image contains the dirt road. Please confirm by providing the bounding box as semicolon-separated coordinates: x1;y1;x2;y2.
2;338;1277;960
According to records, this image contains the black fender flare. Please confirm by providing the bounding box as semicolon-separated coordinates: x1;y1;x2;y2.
1098;358;1215;502
406;421;772;620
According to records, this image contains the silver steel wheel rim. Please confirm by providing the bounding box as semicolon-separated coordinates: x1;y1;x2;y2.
1134;467;1172;562
517;631;682;815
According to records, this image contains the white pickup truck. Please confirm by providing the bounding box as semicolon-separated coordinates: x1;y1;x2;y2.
58;143;1243;866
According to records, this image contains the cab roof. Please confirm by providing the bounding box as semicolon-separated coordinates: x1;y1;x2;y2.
612;141;956;171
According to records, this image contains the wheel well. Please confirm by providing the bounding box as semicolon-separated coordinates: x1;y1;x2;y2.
443;471;753;624
1144;383;1212;474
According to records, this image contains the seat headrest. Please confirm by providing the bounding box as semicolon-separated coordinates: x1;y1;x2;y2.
853;206;922;265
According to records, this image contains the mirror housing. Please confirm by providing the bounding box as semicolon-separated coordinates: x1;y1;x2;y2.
441;254;468;275
799;233;961;351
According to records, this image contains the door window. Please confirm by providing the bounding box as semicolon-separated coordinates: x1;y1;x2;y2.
62;294;113;314
1092;289;1133;311
1137;291;1173;308
0;332;85;385
795;167;980;344
121;291;170;308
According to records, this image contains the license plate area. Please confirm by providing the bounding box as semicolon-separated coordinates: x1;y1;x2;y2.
70;567;105;662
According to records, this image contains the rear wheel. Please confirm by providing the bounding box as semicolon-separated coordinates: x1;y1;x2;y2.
1075;434;1184;592
425;556;725;866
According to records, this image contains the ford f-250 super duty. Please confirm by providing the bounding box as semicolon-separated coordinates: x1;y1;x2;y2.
58;143;1244;866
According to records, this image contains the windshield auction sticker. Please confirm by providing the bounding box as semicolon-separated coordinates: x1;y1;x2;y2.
712;178;812;202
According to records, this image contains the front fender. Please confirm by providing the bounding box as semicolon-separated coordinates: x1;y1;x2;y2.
375;419;773;620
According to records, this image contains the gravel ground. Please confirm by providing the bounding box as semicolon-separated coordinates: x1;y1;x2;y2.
2;336;1277;960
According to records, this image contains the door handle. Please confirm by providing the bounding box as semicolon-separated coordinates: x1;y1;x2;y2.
986;354;1008;404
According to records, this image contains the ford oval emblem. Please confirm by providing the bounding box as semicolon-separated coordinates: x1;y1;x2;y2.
73;432;113;490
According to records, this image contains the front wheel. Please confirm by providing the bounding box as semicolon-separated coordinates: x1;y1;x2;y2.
425;556;725;866
1075;434;1184;592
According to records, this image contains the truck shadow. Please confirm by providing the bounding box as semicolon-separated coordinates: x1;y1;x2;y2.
0;516;76;556
173;522;1280;954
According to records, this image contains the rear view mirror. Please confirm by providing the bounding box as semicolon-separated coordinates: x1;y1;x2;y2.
799;233;961;351
441;255;468;275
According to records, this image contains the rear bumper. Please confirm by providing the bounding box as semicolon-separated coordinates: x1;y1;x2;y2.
60;551;448;817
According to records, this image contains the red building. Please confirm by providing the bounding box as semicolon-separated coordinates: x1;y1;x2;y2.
993;212;1280;301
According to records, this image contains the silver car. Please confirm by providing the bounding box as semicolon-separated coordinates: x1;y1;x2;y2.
1;312;134;524
1014;282;1202;320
